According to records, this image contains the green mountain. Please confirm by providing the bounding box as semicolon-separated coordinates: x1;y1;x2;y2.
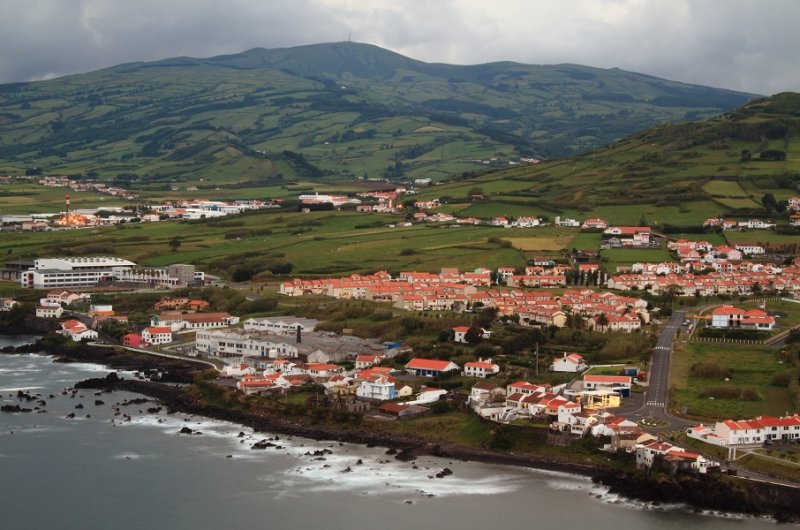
0;41;757;187
414;92;800;228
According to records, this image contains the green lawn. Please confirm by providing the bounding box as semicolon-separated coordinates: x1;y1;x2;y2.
670;342;793;421
601;248;674;272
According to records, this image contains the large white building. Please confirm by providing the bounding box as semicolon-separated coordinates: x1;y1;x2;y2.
242;316;319;334
21;257;135;289
20;257;202;289
195;328;301;359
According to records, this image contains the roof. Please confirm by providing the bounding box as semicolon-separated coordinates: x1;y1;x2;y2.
584;375;632;384
405;358;457;371
145;326;172;334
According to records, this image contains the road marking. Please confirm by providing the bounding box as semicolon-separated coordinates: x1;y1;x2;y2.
655;346;670;351
646;401;665;406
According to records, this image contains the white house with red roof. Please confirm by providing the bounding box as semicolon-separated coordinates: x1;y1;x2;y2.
582;218;608;230
356;374;397;401
689;415;800;446
355;354;385;370
58;319;98;341
463;358;500;378
551;352;587;373
404;358;460;377
710;305;775;330
142;326;173;345
635;440;710;473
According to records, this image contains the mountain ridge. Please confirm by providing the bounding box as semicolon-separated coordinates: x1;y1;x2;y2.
0;41;759;186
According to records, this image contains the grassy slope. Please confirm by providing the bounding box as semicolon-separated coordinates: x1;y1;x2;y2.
0;42;755;187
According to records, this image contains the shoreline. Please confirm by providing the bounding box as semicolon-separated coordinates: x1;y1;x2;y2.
4;337;800;522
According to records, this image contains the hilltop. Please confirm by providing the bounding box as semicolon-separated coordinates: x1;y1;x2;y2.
416;92;800;227
0;41;755;187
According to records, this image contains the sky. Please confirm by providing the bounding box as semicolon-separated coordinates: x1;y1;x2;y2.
1;0;798;95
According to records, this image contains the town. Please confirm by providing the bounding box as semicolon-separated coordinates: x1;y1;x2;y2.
5;240;800;482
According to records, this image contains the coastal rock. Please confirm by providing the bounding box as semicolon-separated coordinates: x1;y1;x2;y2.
2;404;32;413
395;448;416;462
251;440;276;450
435;468;453;478
178;426;194;435
65;412;75;419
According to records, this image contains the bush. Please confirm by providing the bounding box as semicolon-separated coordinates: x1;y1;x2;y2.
690;362;733;380
699;385;760;401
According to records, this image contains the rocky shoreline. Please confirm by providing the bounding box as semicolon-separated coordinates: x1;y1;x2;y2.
5;337;800;521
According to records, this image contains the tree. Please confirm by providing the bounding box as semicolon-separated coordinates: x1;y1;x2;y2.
168;237;182;252
464;326;484;345
761;193;777;213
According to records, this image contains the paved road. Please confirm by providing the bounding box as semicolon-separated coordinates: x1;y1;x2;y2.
624;308;695;432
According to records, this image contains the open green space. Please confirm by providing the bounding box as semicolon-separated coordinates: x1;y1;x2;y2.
601;247;674;272
670;342;794;421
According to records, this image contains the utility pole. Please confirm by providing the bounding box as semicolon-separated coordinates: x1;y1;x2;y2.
535;342;539;377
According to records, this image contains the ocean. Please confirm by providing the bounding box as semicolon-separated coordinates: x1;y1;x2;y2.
0;339;777;530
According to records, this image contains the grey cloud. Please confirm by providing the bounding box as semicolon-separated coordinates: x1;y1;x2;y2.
0;0;798;95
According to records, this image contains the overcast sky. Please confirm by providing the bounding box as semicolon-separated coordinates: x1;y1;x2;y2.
1;0;798;95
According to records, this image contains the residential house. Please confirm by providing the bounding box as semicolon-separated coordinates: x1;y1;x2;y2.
404;358;460;377
58;319;98;342
356;374;397;401
463;358;500;378
142;326;173;345
122;334;145;348
551;352;587;373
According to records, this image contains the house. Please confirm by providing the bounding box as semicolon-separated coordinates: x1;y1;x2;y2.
58;319;98;342
378;402;429;419
463;358;500;378
551;352;587;373
355;374;397;401
710;305;775;330
355;354;385;369
404;358;460;377
453;326;490;343
583;374;632;393
467;382;507;420
141;326;173;345
36;305;64;318
582;218;608;230
0;298;18;311
122;334;145;348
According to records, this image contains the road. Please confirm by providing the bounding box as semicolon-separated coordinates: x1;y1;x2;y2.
623;307;694;432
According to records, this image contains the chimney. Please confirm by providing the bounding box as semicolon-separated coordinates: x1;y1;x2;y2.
296;325;301;344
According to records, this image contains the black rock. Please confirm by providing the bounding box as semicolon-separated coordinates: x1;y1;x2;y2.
95;400;105;406
178;426;194;435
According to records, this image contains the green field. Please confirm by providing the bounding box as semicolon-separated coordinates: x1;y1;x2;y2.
670;342;794;421
601;248;674;272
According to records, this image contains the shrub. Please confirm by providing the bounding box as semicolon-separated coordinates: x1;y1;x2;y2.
690;362;733;380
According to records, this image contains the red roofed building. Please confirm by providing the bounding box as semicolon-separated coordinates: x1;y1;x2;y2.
551;352;587;373
405;358;460;377
463;358;500;378
142;326;173;345
58;319;98;342
122;333;145;348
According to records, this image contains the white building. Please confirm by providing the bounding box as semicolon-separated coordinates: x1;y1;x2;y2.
463;358;500;378
356;375;397;401
21;256;136;289
243;316;318;334
550;352;587;373
142;326;173;345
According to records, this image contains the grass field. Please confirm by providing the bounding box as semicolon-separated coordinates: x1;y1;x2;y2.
601;248;674;272
568;232;603;250
723;230;800;247
703;180;752;198
670;342;793;421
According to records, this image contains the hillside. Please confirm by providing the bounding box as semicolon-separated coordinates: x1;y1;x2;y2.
0;42;755;188
415;93;800;227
